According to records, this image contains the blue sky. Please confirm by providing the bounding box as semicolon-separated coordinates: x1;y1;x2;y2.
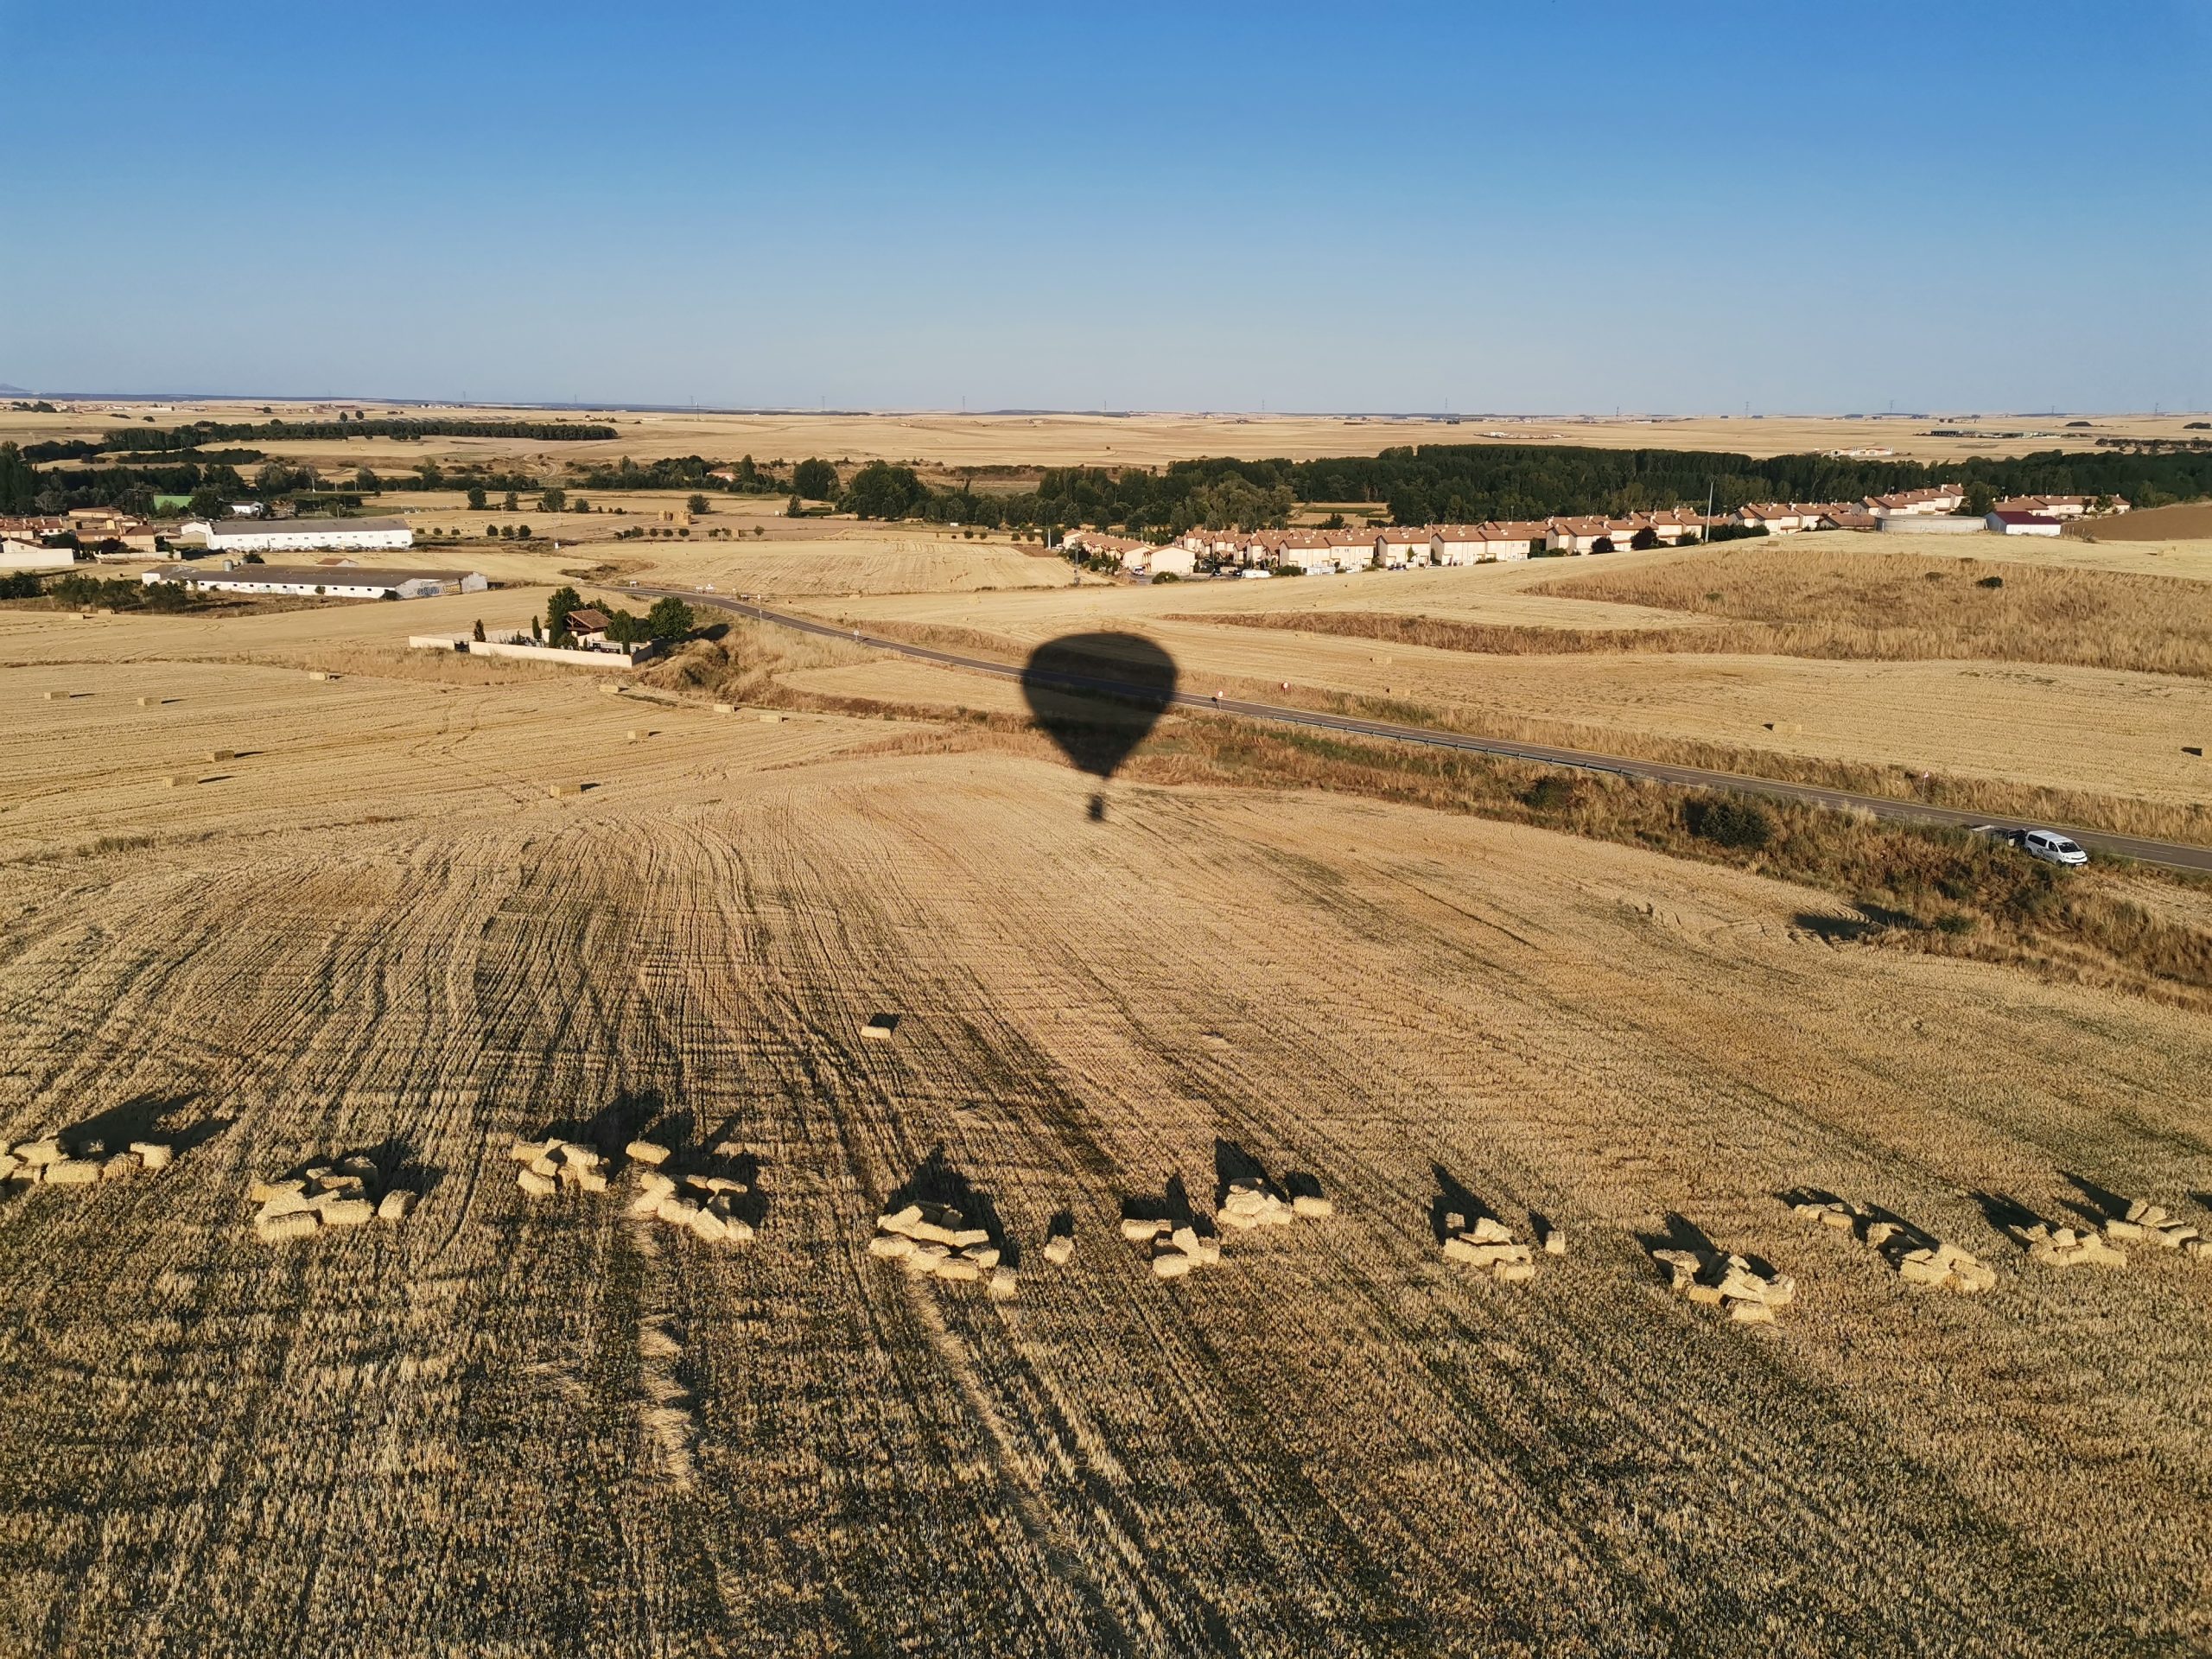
5;1;2208;412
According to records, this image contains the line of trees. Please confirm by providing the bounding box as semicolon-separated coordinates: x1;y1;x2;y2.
832;444;2212;532
50;416;619;455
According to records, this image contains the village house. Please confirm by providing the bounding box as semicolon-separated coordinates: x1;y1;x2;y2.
1626;509;1708;544
1274;531;1343;574
1427;525;1491;565
1372;529;1432;568
1145;546;1198;578
1993;493;2130;518
1820;506;1879;531
1321;528;1376;567
1865;485;1965;518
1479;521;1548;561
562;607;614;645
1732;502;1856;535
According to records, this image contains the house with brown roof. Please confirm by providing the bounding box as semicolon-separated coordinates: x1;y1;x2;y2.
1865;485;1965;518
1275;531;1344;574
1373;528;1432;568
1732;502;1856;534
1993;493;2130;518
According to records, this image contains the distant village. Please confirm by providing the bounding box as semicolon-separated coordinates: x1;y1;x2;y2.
1066;487;2132;576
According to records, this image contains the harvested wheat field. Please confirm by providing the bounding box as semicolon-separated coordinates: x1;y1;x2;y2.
2;597;2210;1656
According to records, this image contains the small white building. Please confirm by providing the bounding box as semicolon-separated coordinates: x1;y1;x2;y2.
145;564;486;600
1986;509;2063;537
1146;547;1197;579
181;515;414;555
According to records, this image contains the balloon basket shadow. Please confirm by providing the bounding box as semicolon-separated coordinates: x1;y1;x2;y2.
1089;793;1106;822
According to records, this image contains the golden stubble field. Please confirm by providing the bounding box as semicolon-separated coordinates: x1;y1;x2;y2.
6;398;2203;468
773;540;2212;819
2;601;2211;1655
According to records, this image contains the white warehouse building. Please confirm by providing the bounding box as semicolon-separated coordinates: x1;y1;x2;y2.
144;565;486;600
181;515;415;555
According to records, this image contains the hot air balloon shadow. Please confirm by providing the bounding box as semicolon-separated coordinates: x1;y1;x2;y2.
1020;632;1179;820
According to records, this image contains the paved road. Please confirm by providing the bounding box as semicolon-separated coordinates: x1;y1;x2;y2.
648;587;2212;874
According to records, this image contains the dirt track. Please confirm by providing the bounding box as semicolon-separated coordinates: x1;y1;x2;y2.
3;615;2210;1654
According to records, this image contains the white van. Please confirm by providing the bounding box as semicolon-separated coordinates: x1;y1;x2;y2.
1979;825;2089;867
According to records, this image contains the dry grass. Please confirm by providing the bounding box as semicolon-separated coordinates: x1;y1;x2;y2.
1528;543;2212;677
849;614;2212;846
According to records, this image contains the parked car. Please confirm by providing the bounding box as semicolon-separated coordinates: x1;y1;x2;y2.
1975;825;2089;867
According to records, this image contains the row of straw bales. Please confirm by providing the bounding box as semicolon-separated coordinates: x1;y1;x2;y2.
1652;1245;1796;1324
1441;1213;1550;1282
511;1132;759;1245
1122;1215;1224;1279
2101;1196;2209;1259
1789;1196;1996;1292
871;1201;1017;1297
3;1134;174;1188
250;1152;416;1242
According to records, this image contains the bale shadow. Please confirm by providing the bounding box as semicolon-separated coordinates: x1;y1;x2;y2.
2060;1171;2130;1226
1046;1208;1074;1243
1634;1211;1724;1282
1431;1163;1500;1245
1971;1190;2050;1249
59;1095;230;1161
538;1088;668;1162
889;1145;1006;1247
1213;1137;1280;1207
1120;1173;1211;1238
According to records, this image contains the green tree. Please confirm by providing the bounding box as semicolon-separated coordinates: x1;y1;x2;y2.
605;608;647;646
467;485;487;511
686;493;709;515
792;458;839;499
842;461;927;519
644;595;695;640
472;618;486;642
354;467;380;493
571;496;589;513
545;585;582;639
416;461;444;490
503;490;518;512
514;523;531;539
785;493;803;518
541;486;566;512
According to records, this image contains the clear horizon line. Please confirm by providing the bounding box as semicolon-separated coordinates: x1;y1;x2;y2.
4;389;2197;422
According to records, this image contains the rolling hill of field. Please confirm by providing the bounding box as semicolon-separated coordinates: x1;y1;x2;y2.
3;602;2210;1655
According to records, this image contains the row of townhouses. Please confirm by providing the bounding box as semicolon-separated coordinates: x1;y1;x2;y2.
1073;483;2133;575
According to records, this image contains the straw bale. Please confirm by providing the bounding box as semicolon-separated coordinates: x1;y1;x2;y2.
46;1159;100;1186
1492;1261;1536;1284
626;1139;671;1166
101;1152;141;1180
0;1155;16;1183
987;1267;1018;1301
17;1140;64;1167
377;1189;416;1223
256;1211;320;1243
517;1168;557;1198
1728;1298;1777;1325
690;1208;730;1243
1042;1235;1075;1265
936;1257;982;1283
878;1204;924;1236
127;1141;172;1170
1292;1195;1334;1219
1151;1250;1194;1280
